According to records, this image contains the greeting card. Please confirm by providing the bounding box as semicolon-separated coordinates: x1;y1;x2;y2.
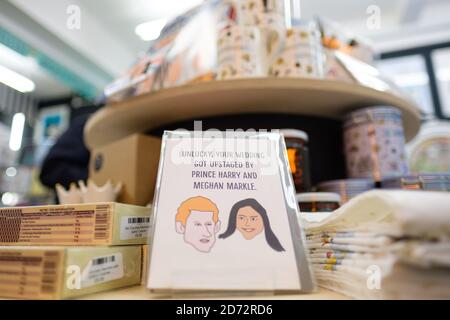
147;131;314;293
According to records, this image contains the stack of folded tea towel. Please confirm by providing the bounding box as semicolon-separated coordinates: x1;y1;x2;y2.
303;190;450;299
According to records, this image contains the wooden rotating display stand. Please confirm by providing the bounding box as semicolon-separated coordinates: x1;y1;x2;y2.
85;78;421;149
81;78;422;300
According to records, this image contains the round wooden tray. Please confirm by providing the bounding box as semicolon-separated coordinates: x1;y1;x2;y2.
84;78;422;149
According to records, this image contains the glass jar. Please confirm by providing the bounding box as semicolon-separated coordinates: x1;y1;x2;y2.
296;192;341;212
280;129;312;193
316;178;374;203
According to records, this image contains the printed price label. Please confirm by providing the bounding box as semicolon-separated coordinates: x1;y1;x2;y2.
81;253;123;288
120;216;151;240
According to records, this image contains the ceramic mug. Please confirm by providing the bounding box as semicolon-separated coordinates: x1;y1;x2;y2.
234;0;286;73
269;22;324;79
217;25;265;79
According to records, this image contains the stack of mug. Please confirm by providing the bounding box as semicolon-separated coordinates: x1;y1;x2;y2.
343;106;409;182
269;21;323;79
217;0;323;80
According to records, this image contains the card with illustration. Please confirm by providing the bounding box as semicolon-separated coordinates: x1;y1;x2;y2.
147;131;314;293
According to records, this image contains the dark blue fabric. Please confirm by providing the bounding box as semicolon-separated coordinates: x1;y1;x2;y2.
39;114;90;189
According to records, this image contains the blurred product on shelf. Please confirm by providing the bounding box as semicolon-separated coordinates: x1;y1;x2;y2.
235;0;285;29
102;0;387;105
380;175;421;190
0;203;151;246
56;180;123;205
419;174;450;191
332;51;403;96
406;120;450;174
156;0;234;81
280;129;311;192
410;137;450;173
343;106;409;181
305;190;450;299
323;49;354;83
316;18;407;92
104;54;164;103
317;178;375;203
234;0;285;74
317;17;375;65
297;192;341;223
381;174;450;191
297;192;341;212
89;134;161;206
217;25;265;79
270;22;323;79
104;0;234;103
0;245;142;300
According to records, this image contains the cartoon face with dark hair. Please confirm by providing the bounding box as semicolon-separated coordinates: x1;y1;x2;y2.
219;199;285;252
236;206;264;240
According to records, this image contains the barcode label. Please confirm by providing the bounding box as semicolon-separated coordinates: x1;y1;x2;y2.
81;253;123;288
120;216;151;241
128;217;150;224
92;255;115;266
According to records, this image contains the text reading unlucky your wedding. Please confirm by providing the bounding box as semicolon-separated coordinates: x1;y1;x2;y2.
179;150;266;159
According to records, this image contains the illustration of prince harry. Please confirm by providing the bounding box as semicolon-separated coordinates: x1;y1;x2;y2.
175;196;221;253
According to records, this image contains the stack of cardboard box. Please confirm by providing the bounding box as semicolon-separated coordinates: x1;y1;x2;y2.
0;134;161;299
0;202;151;299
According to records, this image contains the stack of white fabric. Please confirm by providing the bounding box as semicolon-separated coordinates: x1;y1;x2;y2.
302;190;450;299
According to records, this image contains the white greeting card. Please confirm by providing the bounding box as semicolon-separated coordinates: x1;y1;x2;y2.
147;131;314;293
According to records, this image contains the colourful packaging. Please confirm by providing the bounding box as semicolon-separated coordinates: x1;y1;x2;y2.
343;106;409;181
0;245;142;300
0;203;151;246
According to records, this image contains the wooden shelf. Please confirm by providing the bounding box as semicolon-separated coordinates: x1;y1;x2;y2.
76;285;350;300
0;285;349;300
84;78;422;149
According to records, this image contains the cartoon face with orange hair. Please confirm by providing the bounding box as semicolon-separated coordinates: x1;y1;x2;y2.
175;196;221;253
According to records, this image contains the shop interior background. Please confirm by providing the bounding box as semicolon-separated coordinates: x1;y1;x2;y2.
1;0;450;207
